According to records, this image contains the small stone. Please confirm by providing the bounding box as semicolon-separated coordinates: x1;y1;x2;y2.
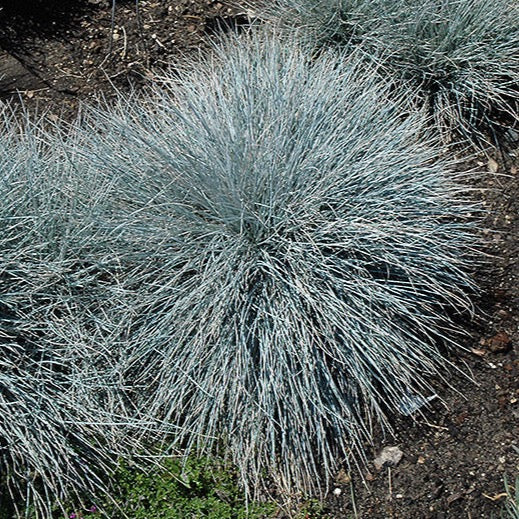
333;487;342;496
487;332;512;353
447;493;463;505
336;469;351;484
488;158;499;173
374;446;403;471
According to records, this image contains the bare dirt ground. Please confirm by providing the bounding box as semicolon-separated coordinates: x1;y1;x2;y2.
0;1;517;517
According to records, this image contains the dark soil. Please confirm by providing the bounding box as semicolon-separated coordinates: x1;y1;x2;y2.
0;0;249;117
0;1;517;518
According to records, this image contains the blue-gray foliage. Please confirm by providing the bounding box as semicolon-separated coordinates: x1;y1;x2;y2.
501;475;519;519
257;0;519;142
377;0;519;141
0;107;140;518
252;0;385;47
76;34;479;493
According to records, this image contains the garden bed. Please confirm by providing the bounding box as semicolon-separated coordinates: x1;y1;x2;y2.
0;1;517;517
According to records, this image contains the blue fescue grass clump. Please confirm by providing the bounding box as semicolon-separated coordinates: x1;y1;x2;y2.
501;476;519;519
375;0;519;143
251;0;385;47
257;0;519;143
76;34;479;494
0;106;145;518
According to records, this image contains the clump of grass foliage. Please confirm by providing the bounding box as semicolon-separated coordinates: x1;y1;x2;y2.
75;32;479;494
500;476;519;519
253;0;385;47
376;0;519;143
0;106;145;518
257;0;519;143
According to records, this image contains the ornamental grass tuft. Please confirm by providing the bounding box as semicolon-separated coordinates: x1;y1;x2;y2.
257;0;519;144
74;32;481;494
376;0;519;143
253;0;384;47
501;475;519;519
0;107;142;518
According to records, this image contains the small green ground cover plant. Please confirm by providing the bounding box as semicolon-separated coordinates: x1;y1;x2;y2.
72;31;479;495
71;456;278;519
257;0;519;143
